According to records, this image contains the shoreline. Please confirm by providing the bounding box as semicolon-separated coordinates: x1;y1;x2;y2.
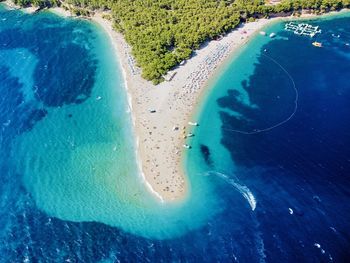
90;15;281;202
3;3;349;202
3;0;40;13
90;13;167;203
91;9;350;203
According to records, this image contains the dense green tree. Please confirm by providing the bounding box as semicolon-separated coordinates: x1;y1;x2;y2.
7;0;350;83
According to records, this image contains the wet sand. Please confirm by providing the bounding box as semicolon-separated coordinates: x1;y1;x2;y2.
8;3;334;202
91;13;279;202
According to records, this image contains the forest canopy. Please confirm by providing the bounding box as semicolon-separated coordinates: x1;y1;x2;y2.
7;0;350;83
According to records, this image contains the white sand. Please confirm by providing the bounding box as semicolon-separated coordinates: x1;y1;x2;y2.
3;0;39;13
90;13;283;202
6;2;342;202
50;7;72;17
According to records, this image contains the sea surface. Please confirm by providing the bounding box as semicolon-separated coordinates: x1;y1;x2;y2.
0;5;350;262
186;12;350;262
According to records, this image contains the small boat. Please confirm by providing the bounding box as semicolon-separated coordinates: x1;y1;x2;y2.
183;144;191;149
188;121;198;126
96;96;102;100
269;33;276;38
187;133;194;137
260;31;267;36
312;41;322;47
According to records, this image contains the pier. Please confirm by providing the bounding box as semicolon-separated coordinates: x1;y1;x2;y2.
285;22;321;37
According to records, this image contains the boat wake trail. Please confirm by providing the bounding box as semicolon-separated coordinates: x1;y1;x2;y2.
222;53;298;135
205;171;257;211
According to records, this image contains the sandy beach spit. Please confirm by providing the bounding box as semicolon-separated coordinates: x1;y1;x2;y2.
3;2;335;202
89;12;280;202
38;7;280;202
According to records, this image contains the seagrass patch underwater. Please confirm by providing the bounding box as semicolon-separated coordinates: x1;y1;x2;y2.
1;4;350;262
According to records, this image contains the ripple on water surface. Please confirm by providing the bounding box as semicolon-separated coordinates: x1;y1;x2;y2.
0;7;220;239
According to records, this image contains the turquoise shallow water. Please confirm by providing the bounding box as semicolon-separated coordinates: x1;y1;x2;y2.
1;6;220;240
186;11;350;261
1;5;350;261
185;21;277;193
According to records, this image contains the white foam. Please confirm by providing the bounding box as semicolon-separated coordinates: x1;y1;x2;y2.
207;171;257;211
314;243;321;248
136;136;164;203
104;26;164;203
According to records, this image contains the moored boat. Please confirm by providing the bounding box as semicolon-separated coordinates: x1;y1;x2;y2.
312;41;322;47
188;121;198;126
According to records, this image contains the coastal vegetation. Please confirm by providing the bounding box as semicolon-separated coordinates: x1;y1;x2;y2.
4;0;350;83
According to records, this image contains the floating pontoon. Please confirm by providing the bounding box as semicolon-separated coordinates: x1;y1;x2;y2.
285;22;321;37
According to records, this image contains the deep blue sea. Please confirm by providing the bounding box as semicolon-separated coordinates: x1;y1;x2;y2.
186;12;350;262
1;4;350;262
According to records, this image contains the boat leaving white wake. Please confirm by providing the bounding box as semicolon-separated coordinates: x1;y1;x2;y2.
205;171;257;211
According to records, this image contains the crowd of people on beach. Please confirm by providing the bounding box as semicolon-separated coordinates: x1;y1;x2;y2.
142;34;251;197
122;43;141;75
125;29;251;200
174;42;232;108
174;28;252;110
